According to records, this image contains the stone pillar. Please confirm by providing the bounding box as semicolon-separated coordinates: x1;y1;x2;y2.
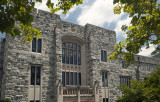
77;86;80;102
94;82;99;102
57;80;63;102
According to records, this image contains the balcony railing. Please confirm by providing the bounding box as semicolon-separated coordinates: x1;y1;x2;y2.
57;80;99;102
63;86;93;96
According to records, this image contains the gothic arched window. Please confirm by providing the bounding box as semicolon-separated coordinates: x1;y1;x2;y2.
62;42;81;65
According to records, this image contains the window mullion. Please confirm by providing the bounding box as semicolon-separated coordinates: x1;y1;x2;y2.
73;72;74;85
69;48;70;64
65;48;66;64
35;67;37;86
77;49;78;65
73;47;74;65
69;72;70;85
65;71;66;86
103;51;105;62
34;67;36;101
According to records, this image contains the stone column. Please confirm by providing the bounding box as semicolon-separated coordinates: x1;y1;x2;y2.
77;86;80;102
57;80;63;102
94;82;99;102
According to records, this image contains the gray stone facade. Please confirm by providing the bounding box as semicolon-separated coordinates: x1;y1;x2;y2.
0;9;160;102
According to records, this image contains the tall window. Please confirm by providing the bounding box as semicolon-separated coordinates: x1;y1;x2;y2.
32;38;42;53
122;61;126;69
30;101;40;102
102;72;108;87
62;42;81;65
30;66;41;102
101;50;107;62
103;98;109;102
120;76;131;86
31;66;41;85
62;71;81;87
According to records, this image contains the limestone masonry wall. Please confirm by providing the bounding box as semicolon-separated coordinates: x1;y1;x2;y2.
0;8;160;102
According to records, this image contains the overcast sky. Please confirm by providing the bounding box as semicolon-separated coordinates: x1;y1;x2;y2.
1;0;158;56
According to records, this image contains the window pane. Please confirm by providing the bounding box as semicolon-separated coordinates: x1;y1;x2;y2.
122;61;124;68
102;72;104;82
104;51;107;62
105;72;108;87
74;73;77;85
70;72;73;85
74;50;77;65
36;67;41;85
36;101;40;102
104;98;109;102
103;98;108;102
62;43;65;47
77;46;80;50
126;78;129;86
66;49;69;64
103;98;105;102
73;43;77;49
66;72;69;85
66;43;69;48
31;66;35;85
101;50;103;61
62;72;65;86
120;76;131;86
30;101;34;102
124;62;126;68
69;43;73;48
62;48;65;63
122;61;126;68
78;51;81;65
38;39;42;53
32;38;36;52
78;73;81;85
102;72;104;87
70;49;73;64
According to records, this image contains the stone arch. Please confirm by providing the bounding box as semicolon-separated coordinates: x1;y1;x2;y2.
61;35;84;46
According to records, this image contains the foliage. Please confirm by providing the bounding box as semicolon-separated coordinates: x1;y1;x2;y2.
0;0;83;42
118;66;160;102
0;99;11;102
109;0;160;66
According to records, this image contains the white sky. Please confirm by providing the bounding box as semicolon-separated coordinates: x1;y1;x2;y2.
0;0;157;56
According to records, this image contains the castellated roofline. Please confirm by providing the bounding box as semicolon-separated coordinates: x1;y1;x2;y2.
33;8;116;37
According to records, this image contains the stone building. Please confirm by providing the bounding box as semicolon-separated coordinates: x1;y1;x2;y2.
0;9;160;102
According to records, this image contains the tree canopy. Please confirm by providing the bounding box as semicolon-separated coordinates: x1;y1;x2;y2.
118;65;160;102
109;0;160;66
0;0;83;42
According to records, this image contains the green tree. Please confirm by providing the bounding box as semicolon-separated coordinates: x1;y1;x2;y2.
0;0;83;42
109;0;160;66
118;66;160;102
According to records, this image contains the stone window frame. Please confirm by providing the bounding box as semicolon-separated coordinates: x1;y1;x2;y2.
103;98;109;102
140;62;157;72
61;36;84;87
62;71;81;87
29;64;43;102
31;38;43;54
122;60;126;69
30;100;40;102
120;76;131;87
101;71;109;87
30;66;41;86
101;50;107;62
62;42;81;65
